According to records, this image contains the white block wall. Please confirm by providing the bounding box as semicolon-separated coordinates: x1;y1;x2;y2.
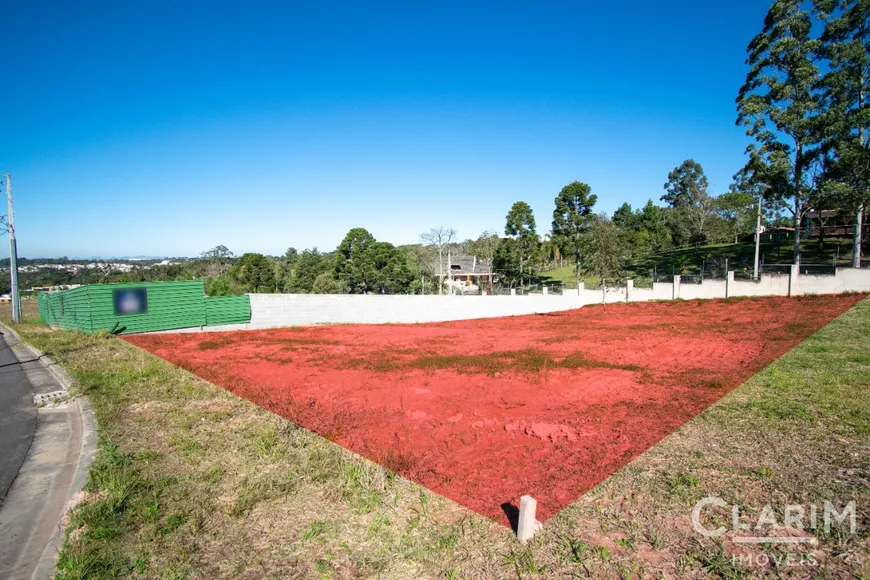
793;268;870;295
582;287;627;305
728;274;791;297
679;279;728;300
248;293;586;328
232;268;870;330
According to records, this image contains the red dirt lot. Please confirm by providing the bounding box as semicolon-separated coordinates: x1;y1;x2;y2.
124;295;863;527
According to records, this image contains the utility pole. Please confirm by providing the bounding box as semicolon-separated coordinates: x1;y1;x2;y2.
855;203;864;268
753;197;762;281
6;174;21;322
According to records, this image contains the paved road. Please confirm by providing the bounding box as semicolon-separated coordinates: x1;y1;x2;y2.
0;333;37;506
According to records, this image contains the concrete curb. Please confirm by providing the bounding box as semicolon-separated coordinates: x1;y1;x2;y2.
0;321;98;580
0;323;78;395
31;396;97;580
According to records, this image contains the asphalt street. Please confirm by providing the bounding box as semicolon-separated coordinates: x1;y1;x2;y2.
0;332;36;505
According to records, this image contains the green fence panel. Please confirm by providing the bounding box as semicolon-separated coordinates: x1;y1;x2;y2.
37;281;248;334
37;292;55;325
55;286;94;333
204;295;251;326
87;280;207;334
50;294;63;326
40;288;91;332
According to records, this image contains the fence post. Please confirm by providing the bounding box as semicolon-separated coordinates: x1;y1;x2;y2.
726;271;734;298
543;286;548;296
626;279;633;302
673;275;681;300
510;288;516;296
788;264;798;297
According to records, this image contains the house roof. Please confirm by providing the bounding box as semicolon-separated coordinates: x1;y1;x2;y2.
806;209;839;219
445;255;493;276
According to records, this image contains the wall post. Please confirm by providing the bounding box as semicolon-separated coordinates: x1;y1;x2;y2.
788;264;798;297
673;275;681;299
726;271;734;298
626;279;634;302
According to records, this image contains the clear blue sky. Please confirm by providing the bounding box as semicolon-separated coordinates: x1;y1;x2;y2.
1;0;770;259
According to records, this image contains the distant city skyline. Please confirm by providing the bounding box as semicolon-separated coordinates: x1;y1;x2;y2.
1;1;769;258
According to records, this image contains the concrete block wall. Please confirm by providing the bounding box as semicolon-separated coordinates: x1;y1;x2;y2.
241;268;870;329
582;287;627;305
626;283;674;302
248;293;585;328
728;274;791;297
792;267;870;295
679;279;728;300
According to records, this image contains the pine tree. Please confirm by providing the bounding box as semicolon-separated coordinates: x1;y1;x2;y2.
552;182;597;290
816;0;869;267
736;0;824;265
662;160;716;244
505;201;539;289
334;228;376;293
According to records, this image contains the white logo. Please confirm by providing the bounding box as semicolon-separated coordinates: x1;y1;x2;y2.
692;496;857;544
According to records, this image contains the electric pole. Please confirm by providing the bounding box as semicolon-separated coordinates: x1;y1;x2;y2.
6;174;21;322
753;197;762;281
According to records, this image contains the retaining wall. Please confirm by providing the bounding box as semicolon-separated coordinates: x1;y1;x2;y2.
238;267;870;330
248;293;585;327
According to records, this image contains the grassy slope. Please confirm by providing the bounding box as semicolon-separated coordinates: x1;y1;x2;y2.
542;237;855;287
2;298;869;578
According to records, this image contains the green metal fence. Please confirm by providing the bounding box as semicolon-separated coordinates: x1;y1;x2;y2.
204;295;252;326
37;281;251;334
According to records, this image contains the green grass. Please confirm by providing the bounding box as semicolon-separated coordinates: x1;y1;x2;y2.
2;298;870;578
339;348;642;374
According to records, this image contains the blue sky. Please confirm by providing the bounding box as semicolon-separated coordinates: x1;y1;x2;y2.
1;1;770;258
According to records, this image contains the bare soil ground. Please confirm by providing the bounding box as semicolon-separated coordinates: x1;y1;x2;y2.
126;295;862;526
3;297;869;578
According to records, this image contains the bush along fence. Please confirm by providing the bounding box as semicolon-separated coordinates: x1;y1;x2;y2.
37;280;251;334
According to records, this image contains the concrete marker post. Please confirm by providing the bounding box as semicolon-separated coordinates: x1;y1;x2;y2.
626;279;633;302
673;275;681;299
517;495;543;544
726;271;734;298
